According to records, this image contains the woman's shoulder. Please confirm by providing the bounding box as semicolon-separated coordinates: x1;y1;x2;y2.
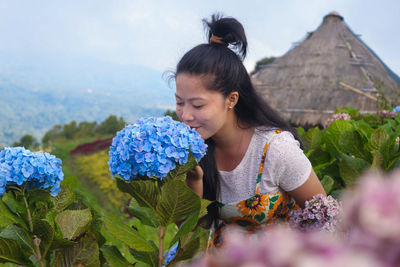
254;126;298;146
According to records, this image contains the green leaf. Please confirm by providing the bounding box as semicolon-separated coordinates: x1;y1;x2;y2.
0;200;27;231
353;120;373;140
169;210;199;248
199;199;212;219
302;127;323;150
128;200;160;228
2;192;25;215
0;237;31;265
171;235;201;264
0;225;33;251
52;185;75;211
53;232;100;267
33;219;54;257
101;245;134;267
324;120;354;156
365;129;389;152
55;208;92;240
116;178;160;209
320;175;335;194
339;154;370;186
167;152;198;181
129;248;158;267
338;131;371;162
103;216;154;252
28;189;54;220
156;180;200;226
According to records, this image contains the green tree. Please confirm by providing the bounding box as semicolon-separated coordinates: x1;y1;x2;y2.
63;120;78;139
250;56;276;75
96;115;126;135
164;110;179;121
42;125;63;147
13;134;39;149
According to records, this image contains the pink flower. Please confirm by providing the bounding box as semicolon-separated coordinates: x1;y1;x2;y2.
340;170;400;266
323;113;351;129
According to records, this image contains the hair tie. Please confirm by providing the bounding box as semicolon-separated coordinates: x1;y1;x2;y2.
209;35;226;45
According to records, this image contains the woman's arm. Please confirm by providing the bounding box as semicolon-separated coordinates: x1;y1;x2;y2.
287;168;326;208
185;165;203;198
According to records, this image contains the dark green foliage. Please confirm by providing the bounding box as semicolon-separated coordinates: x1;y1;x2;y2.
299;108;400;195
250;56;276;75
41;115;126;148
164;110;179;121
96;115;126;135
12;134;39;149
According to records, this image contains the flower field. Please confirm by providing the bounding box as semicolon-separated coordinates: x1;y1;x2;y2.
0;109;399;266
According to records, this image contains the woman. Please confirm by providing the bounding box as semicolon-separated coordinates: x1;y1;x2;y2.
174;14;326;249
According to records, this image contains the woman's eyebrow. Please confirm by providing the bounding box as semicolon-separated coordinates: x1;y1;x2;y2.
175;94;205;102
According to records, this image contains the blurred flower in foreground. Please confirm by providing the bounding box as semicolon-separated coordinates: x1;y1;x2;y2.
289;194;341;232
189;226;380;267
108;116;207;180
0;147;64;196
188;170;400;267
323;113;351;129
392;105;400;113
340;170;400;266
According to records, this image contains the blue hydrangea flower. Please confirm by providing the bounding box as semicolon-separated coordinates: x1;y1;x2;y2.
108;116;207;180
0;147;64;197
163;242;179;265
393;106;400;113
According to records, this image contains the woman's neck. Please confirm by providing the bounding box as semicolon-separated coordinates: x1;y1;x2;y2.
212;121;255;171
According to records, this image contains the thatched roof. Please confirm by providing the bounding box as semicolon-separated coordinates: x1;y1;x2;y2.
252;11;400;126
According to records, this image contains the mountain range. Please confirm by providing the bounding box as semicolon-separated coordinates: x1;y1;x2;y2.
0;53;176;146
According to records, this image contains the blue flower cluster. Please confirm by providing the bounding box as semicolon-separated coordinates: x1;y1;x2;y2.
0;147;64;197
108;116;207;180
393;106;400;113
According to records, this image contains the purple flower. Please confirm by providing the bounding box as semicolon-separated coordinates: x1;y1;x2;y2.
289;194;341;233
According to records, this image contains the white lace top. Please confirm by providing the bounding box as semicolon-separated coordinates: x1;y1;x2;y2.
218;127;312;203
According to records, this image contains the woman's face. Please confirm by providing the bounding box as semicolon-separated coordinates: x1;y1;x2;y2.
175;73;231;139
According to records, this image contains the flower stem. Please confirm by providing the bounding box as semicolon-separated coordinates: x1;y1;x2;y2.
22;192;33;232
33;236;45;267
158;227;165;267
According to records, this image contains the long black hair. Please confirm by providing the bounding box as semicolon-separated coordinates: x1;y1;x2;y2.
175;14;299;227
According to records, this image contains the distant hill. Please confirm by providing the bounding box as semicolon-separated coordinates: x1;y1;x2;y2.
0;54;175;146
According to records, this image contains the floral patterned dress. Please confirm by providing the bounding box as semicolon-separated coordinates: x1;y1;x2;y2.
207;130;300;249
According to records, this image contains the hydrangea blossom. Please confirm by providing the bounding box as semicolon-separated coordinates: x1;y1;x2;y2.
289;194;341;232
392;105;400;113
188;226;381;267
377;109;397;118
323;113;351;129
0;147;64;197
108;116;207;180
340;170;400;266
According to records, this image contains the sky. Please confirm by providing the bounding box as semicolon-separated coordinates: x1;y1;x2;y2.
1;0;399;77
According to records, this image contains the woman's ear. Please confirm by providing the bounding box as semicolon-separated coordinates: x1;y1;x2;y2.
226;91;239;109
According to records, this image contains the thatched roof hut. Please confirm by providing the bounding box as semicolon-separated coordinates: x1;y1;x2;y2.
252;11;400;126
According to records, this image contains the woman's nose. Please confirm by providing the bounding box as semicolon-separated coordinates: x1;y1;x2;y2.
181;107;194;122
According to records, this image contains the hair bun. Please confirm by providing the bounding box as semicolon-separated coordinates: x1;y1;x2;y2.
203;13;247;60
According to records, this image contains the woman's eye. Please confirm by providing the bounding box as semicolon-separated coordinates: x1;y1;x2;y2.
193;105;204;109
176;102;183;106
